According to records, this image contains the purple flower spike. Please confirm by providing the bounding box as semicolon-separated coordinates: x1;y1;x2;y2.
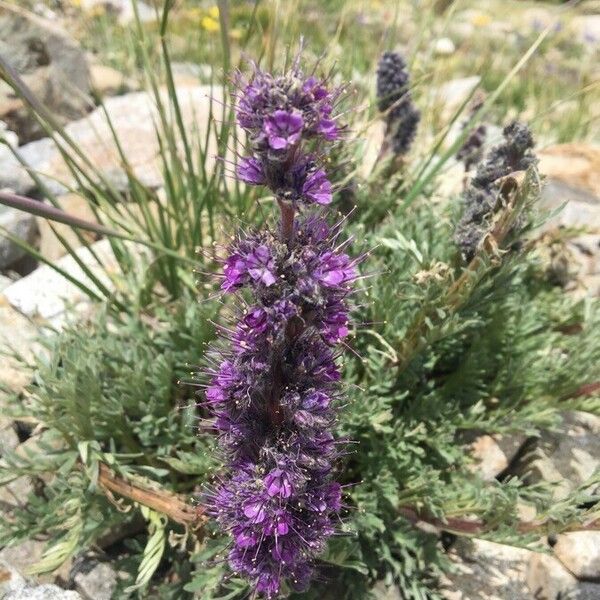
265;110;304;150
205;55;356;599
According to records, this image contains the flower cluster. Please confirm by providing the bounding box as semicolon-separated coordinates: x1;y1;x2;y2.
204;60;356;598
376;51;420;156
234;62;343;206
456;98;487;172
454;121;537;261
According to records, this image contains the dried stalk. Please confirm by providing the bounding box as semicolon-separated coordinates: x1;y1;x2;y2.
399;506;600;536
97;463;207;531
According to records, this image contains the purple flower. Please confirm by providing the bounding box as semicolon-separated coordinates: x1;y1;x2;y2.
264;110;304;150
246;245;277;286
238;157;265;185
303;168;333;205
264;469;294;498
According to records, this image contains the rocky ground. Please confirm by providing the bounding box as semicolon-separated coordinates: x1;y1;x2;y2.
0;1;599;599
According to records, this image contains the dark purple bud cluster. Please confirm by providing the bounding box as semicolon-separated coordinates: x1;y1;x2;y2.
204;60;357;598
376;51;420;156
456;97;487;172
454;121;537;262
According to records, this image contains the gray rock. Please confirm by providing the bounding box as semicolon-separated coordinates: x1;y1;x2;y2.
0;4;91;143
439;538;532;600
73;559;117;600
540;180;600;230
3;584;82;600
512;411;600;500
0;207;38;270
5;85;224;196
80;0;155;25
371;580;402;600
431;76;481;120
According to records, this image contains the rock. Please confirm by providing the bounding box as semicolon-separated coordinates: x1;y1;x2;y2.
80;0;155;25
171;62;213;87
0;541;45;576
539;144;600;198
540;180;600;230
512;411;600;500
431;76;481;121
88;63;129;97
36;194;97;261
527;553;581;600
7;85;224;196
1;238;114;323
371;580;402;600
439;538;532;600
0;4;91;144
0;122;35;194
468;433;526;481
0;275;14;292
0;207;38;270
554;532;600;580
0;303;38;392
3;584;82;600
73;559;117;600
0;419;19;455
572;15;600;46
0;558;26;597
433;37;456;57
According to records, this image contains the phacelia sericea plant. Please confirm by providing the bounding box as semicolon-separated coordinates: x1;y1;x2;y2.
202;57;358;598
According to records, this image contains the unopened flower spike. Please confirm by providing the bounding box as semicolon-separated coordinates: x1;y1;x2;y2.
203;55;357;598
454;121;537;262
376;51;420;157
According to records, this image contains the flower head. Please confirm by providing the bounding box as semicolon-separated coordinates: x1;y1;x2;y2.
455;121;537;261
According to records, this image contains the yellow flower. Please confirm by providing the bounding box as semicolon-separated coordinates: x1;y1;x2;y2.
229;27;242;40
201;15;220;32
471;13;492;27
208;6;220;19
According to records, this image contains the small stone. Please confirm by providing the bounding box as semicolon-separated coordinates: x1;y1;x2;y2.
73;559;117;600
371;580;402;600
554;532;600;580
0;558;26;596
440;538;532;600
3;584;82;600
88;63;130;97
527;553;579;600
512;411;600;500
0;419;19;455
540;180;600;230
0;207;38;270
433;37;456;56
431;76;481;121
0;303;38;392
538;144;600;198
468;433;526;481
